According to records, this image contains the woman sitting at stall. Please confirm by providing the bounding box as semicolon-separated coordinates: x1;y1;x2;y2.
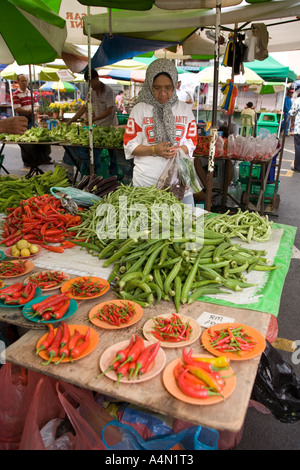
123;59;205;206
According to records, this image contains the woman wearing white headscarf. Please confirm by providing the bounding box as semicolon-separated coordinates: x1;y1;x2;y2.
123;59;198;205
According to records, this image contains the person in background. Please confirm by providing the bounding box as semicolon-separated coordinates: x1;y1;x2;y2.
64;68;119;178
281;89;294;136
12;74;52;166
123;59;200;206
289;90;300;172
176;80;193;105
241;101;256;127
115;90;126;114
0;116;28;135
12;74;38;125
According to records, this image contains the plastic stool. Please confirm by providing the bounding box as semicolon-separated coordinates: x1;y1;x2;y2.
240;115;254;137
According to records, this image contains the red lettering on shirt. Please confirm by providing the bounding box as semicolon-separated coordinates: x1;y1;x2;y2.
186;120;197;146
124;117;142;145
175;116;187;124
143;117;153;125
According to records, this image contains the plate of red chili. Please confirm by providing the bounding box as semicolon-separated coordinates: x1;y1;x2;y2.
24;270;70;291
22;294;78;323
143;313;201;348
201;322;266;361
163;355;236;405
60;276;110;299
4;245;42;260
36;324;99;364
0;260;34;278
0;284;42;307
89;299;143;329
100;339;166;384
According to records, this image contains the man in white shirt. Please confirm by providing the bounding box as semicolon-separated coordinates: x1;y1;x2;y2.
289;91;300;172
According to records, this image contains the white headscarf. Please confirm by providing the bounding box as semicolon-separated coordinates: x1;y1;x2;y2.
135;59;178;145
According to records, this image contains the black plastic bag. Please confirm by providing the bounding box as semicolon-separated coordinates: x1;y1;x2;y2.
251;341;300;423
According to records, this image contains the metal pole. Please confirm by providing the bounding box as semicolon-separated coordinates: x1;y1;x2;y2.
87;5;95;175
227;24;238;134
28;64;35;127
9;81;15;116
206;0;221;212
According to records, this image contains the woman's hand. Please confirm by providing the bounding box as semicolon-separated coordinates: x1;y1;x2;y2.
155;141;177;159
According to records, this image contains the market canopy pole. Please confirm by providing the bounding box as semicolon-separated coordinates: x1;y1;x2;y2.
206;0;221;212
87;5;95;175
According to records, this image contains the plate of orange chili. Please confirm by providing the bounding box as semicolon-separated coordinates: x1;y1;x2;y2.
89;299;143;329
99;339;166;384
0;260;34;278
143;313;201;348
163;354;236;405
36;324;99;364
60;276;110;300
201;322;266;361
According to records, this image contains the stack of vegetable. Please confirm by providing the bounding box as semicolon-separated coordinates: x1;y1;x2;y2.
99;333;161;387
36;323;91;364
0;127;58;143
0;281;38;305
0;123;125;149
150;313;192;342
69;186;280;311
10;239;39;257
1;194;82;253
64;276;106;298
90;300;137;326
0;259;28;277
204;209;273;243
194;135;228;157
76;174;120;197
173;348;231;399
27;293;71;322
27;271;69;290
206;325;257;354
0;166;69;212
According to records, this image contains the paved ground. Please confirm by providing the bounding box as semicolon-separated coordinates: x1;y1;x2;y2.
1;138;300;450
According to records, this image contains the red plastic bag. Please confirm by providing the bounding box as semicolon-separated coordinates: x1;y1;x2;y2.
56;381;121;450
0;363;43;450
18;378;120;450
18;375;66;450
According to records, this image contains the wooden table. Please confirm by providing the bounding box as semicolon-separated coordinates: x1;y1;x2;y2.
3;274;271;433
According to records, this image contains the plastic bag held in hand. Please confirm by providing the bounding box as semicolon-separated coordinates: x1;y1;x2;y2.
156;150;186;200
177;148;202;194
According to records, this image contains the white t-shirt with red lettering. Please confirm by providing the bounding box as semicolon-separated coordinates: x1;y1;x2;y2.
123;101;197;191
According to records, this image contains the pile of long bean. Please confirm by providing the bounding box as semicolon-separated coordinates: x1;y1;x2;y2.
67;186;280;311
204;209;273;243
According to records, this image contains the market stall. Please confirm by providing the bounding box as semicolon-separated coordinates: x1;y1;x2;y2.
0;184;296;449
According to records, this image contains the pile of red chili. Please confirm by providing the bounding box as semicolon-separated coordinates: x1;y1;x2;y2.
27;293;71;321
150;313;192;342
173;348;231;399
36;322;91;365
0;194;82;253
207;325;257;354
92;301;136;326
0;281;38;305
99;333;161;387
28;271;69;290
65;276;106;298
194;135;228;157
0;259;27;276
